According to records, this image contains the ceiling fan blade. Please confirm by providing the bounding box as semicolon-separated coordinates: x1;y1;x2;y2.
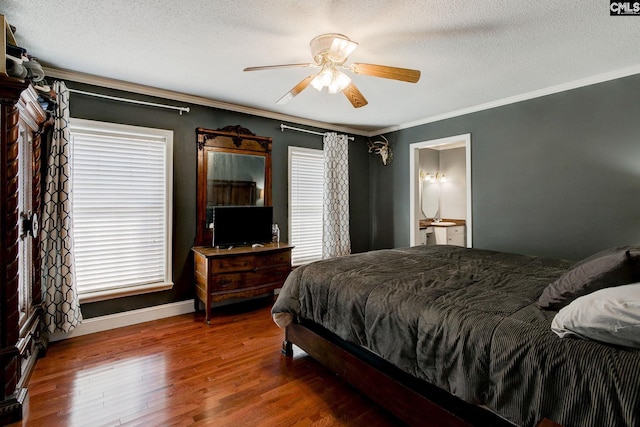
276;75;313;105
244;63;314;72
342;82;368;108
349;63;421;83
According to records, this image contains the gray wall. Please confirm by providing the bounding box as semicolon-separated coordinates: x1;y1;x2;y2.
371;73;640;260
64;81;371;317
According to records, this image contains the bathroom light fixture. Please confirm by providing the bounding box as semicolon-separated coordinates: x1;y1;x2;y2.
420;171;446;183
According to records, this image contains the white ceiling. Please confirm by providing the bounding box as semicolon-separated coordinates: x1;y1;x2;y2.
3;1;640;135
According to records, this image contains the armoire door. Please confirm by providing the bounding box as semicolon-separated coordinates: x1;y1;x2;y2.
0;78;49;425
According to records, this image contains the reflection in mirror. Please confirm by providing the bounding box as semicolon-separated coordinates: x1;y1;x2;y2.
207;152;265;205
206;152;266;226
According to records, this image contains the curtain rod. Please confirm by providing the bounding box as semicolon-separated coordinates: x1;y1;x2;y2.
68;88;190;115
280;124;354;141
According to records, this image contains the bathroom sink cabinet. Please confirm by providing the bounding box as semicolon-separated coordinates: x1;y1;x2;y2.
431;225;465;247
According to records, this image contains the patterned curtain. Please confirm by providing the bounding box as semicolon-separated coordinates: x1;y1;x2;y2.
41;81;82;333
322;132;351;258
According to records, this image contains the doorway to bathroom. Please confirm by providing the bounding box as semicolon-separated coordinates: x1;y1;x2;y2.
409;134;472;247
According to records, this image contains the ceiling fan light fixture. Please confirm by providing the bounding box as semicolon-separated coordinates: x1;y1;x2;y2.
318;68;333;86
311;66;351;94
328;71;351;94
310;75;324;91
310;33;358;64
311;65;333;91
329;36;358;63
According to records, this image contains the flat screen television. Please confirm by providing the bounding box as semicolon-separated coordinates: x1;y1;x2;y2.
212;206;273;248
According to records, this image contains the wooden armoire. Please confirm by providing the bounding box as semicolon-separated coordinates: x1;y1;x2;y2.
0;76;50;424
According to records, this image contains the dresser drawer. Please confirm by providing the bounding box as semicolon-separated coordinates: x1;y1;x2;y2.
209;265;291;292
209;250;291;273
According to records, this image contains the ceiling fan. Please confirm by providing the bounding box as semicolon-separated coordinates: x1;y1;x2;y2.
243;33;421;108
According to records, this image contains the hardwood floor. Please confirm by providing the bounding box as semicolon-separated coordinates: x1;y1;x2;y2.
9;299;400;427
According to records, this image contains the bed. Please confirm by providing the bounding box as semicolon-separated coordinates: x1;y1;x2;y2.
271;245;640;427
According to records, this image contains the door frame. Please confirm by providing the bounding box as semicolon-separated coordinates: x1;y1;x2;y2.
409;134;472;247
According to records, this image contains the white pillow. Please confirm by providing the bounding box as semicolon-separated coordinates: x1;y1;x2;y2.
551;282;640;349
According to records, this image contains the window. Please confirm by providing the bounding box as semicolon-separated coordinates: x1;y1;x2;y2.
288;146;324;265
69;119;173;302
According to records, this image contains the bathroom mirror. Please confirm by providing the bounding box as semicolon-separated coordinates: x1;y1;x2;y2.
421;182;440;219
196;126;272;246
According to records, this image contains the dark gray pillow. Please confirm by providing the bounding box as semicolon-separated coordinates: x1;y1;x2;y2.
537;246;640;310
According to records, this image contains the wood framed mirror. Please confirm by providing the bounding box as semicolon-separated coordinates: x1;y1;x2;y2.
196;126;272;246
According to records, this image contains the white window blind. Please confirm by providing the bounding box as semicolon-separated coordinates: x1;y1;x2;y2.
70;119;173;300
288;146;324;265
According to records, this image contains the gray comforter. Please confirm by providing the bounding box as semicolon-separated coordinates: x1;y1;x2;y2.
272;245;640;427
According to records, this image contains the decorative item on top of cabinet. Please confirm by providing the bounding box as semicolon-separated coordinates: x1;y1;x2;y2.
0;75;51;424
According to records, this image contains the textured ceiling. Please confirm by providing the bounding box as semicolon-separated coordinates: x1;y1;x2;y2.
3;1;640;135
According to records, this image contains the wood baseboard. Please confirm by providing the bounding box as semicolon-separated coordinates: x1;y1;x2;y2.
49;300;195;342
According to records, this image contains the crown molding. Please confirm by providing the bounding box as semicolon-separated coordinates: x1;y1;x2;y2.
376;64;640;136
43;66;370;137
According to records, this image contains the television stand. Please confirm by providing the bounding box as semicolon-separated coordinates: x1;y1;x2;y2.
192;243;293;324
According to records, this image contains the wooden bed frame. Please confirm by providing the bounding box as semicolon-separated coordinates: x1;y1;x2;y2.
283;320;519;427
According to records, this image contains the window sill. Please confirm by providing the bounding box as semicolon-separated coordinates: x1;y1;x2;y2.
78;282;174;304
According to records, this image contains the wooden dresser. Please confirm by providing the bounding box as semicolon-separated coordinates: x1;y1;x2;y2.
192;243;293;324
